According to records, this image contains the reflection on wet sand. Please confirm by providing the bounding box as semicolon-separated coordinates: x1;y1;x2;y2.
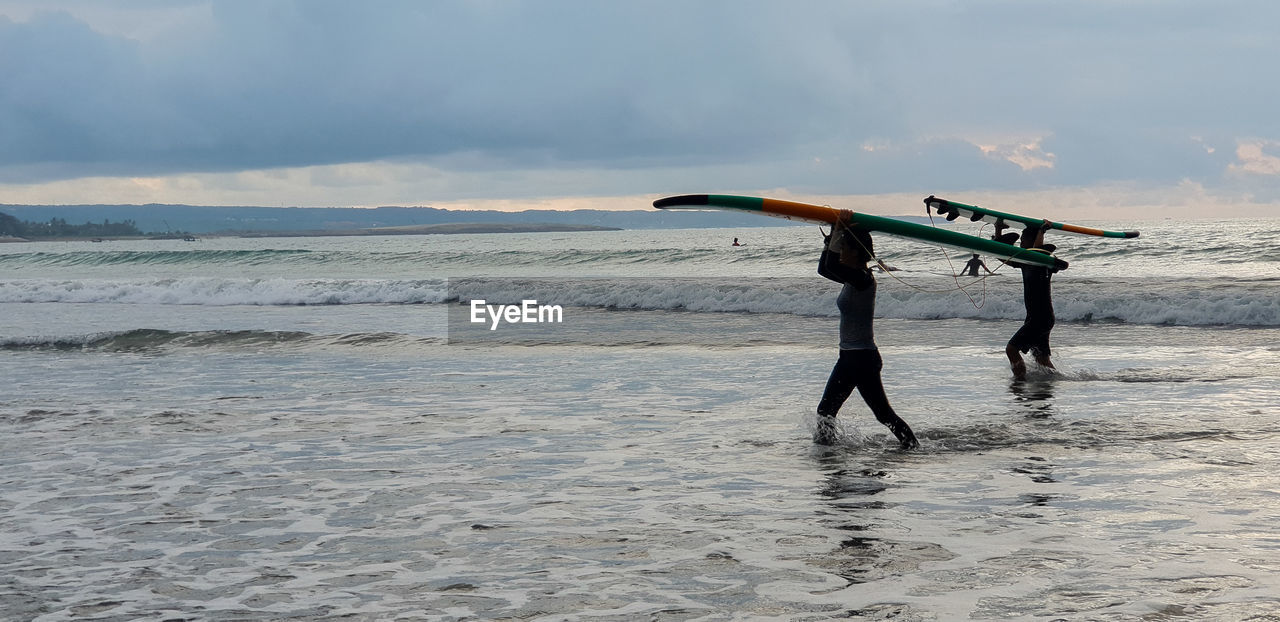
1010;375;1056;418
808;457;956;593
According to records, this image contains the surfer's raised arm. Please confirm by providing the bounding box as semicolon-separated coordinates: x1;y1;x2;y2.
1020;219;1055;249
818;221;874;289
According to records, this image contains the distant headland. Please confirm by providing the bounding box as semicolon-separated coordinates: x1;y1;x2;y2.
1;203;933;242
237;222;622;238
0;215;618;242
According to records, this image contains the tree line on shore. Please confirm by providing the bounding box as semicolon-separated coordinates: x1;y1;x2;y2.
1;212;146;238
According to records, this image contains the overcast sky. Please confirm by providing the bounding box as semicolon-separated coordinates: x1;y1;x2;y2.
2;1;1279;217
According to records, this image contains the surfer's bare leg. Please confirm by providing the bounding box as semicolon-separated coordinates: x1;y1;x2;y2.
1007;343;1027;381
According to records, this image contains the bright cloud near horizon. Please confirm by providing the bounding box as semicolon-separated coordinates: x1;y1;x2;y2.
2;1;1280;219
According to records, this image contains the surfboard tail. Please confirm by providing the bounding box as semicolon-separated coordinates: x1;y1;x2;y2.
1057;223;1141;238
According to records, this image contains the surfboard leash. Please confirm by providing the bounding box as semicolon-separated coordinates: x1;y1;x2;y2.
846;225;997;307
827;208;1013;309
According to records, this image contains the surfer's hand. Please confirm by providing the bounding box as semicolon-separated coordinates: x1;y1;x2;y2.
837;209;854;226
1040;220;1054;231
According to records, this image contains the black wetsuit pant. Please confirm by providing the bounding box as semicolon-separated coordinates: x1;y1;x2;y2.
1010;265;1054;358
817;349;914;442
1008;315;1053;358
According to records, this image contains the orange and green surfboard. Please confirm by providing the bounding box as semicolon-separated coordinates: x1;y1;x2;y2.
652;194;1069;271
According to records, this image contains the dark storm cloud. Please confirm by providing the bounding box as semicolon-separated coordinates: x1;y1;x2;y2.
1;2;895;182
2;0;1278;193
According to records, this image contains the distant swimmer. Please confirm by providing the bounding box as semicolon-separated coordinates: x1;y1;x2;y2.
995;220;1058;380
814;212;918;449
732;237;742;246
962;253;993;276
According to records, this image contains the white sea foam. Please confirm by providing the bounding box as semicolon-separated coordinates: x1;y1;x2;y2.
0;277;450;306
451;277;1280;327
3;275;1276;326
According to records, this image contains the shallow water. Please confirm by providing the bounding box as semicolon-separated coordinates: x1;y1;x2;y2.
5;319;1279;620
3;222;1280;620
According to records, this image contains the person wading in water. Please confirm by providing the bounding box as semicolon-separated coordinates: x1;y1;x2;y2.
814;211;918;449
994;220;1058;380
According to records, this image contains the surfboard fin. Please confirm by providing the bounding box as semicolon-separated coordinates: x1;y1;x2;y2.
924;195;1140;239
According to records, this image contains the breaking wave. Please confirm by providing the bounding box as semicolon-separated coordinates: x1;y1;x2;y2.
0;278;449;306
2;276;1276;327
0;328;442;352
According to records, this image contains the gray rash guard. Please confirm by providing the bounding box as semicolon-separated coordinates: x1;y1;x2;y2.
836;278;876;350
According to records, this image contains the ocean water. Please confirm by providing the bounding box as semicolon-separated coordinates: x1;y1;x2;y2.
2;217;1279;621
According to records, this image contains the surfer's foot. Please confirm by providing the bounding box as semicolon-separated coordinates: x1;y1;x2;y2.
890;422;918;450
814;416;838;445
1010;359;1027;381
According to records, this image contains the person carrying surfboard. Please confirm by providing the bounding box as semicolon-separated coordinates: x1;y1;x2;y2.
814;211;918;449
995;220;1058;380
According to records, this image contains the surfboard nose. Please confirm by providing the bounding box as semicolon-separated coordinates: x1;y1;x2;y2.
653;195;709;209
